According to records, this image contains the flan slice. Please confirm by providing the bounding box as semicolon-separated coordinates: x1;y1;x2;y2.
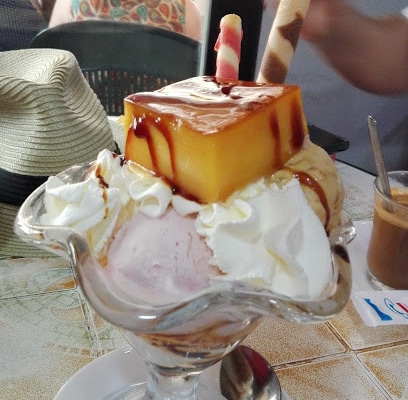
123;76;308;203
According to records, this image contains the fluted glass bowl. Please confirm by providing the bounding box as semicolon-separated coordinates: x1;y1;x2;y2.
14;161;352;400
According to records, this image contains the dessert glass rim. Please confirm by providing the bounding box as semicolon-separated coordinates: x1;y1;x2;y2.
14;158;352;333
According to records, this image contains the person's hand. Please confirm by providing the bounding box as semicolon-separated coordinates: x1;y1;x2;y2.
301;0;348;45
300;0;408;94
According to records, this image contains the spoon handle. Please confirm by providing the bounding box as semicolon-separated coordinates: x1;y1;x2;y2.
367;116;392;197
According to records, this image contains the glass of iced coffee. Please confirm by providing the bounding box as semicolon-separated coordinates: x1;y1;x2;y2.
367;171;408;290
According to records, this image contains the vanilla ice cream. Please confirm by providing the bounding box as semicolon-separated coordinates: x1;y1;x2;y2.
269;138;344;232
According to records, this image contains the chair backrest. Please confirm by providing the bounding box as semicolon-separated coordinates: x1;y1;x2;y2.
206;0;264;81
31;20;200;115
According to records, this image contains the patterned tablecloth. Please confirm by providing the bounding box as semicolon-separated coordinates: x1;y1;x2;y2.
3;162;406;400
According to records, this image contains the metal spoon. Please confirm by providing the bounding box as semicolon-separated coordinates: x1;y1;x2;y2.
367;115;392;198
220;345;282;400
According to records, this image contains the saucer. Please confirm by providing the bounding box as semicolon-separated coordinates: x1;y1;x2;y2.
54;346;291;399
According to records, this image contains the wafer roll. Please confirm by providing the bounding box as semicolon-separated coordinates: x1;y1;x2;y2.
214;14;243;80
258;0;310;84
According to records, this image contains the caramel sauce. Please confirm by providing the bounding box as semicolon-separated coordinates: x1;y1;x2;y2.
125;76;298;134
291;99;306;149
284;167;330;230
132;115;175;178
94;163;109;189
94;160;111;217
269;110;281;165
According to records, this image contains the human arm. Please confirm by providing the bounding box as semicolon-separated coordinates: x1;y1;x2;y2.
48;0;71;27
185;0;202;41
301;0;408;94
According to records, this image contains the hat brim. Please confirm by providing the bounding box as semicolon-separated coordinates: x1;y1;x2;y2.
0;118;125;258
108;117;125;154
0;202;53;258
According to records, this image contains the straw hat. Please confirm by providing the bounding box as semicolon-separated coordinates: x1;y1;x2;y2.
0;48;124;257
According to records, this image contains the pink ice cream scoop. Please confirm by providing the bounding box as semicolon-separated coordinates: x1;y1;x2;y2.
106;207;212;305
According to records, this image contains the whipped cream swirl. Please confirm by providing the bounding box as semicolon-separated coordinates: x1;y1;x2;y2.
41;149;331;298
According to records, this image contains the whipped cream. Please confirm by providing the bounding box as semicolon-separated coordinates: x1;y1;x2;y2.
41;149;332;299
195;179;331;298
41;150;173;257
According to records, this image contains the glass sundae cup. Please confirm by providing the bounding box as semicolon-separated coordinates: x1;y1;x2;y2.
14;160;352;400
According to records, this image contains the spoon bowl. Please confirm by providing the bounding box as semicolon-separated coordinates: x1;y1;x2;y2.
220;345;281;400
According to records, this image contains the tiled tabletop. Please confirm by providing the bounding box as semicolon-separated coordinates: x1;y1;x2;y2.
2;161;404;400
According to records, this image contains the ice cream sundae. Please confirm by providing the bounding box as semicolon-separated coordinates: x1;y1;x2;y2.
40;72;343;306
14;12;351;400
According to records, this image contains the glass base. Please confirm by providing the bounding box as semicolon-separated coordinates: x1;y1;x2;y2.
102;382;227;400
367;270;395;291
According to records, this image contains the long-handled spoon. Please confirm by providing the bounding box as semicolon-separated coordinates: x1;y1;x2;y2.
220;345;282;400
367;115;392;198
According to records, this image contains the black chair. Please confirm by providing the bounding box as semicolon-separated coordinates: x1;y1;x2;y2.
31;20;201;115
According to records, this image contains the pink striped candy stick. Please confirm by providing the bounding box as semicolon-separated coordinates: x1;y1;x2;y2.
214;14;243;80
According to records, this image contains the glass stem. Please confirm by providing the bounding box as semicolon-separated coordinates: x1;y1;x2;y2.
143;362;201;400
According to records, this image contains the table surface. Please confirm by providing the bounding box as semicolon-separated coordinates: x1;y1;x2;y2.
2;161;406;400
